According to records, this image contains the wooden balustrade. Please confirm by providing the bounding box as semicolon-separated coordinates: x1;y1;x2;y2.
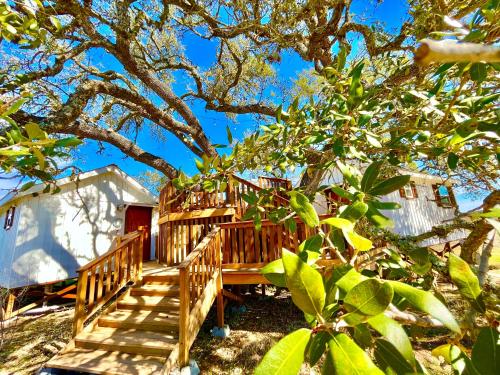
159;174;290;218
230;175;290;219
219;216;334;267
158;211;234;265
178;227;222;367
73;229;144;337
258;176;292;197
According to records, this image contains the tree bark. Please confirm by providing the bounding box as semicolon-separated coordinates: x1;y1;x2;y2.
478;230;495;286
460;190;499;263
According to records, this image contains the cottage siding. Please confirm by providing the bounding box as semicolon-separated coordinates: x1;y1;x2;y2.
0;168;156;289
379;184;467;246
317;170;468;246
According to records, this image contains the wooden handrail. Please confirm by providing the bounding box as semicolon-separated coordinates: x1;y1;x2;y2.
178;227;222;367
219;214;333;229
178;228;221;269
77;230;142;272
73;228;145;337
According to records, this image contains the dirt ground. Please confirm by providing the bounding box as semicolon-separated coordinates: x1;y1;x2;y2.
1;249;498;375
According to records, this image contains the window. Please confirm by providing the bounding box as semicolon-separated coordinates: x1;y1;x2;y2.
399;181;418;199
3;206;16;230
432;184;457;207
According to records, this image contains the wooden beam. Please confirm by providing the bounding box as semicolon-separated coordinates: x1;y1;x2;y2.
222;289;244;304
159;208;235;224
222;271;269;285
1;293;16;321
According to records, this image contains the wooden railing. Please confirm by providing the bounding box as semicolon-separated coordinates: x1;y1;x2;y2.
231;175;290;219
73;229;144;336
178;227;223;367
258;176;292;197
159;174;290;218
219;215;334;267
158;211;234;265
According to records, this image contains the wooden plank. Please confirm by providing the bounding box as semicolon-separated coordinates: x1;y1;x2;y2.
222;262;267;269
97;264;105;304
73;271;89;337
88;267;96;312
222;272;269;285
178;267;190;367
262;226;268;263
186;272;219;349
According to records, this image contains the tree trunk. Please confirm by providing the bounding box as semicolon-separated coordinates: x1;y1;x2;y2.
478;230;495;286
460;190;499;263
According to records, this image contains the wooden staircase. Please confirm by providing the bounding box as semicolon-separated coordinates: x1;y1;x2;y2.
47;267;182;374
46;175;295;374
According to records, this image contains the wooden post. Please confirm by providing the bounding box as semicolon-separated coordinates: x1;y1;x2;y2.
178;267;190;367
215;231;224;328
2;293;16;321
137;226;145;282
73;270;89;337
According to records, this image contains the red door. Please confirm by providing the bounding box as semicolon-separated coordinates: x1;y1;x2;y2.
125;206;152;261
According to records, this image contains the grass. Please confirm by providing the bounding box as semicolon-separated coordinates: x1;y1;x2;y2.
0;308;73;375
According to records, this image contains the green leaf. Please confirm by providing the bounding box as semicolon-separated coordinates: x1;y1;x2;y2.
367;314;415;365
336;161;360;189
261;259;286;287
340;201;369;222
344;279;393;317
470;63;487;83
255;328;311;375
449;254;485;313
53;137;83;148
333;266;367;294
320;217;354;230
374;339;414;375
20;181;36;191
194;158;204;173
361;161;383;192
308;332;329;366
25;122;46;140
366;133;382;148
369;201;401;210
471;327;499;375
369;175;411;196
2;98;28;117
49;15;62;30
389;281;460;333
226;125;233;144
447;153;459;170
366;206;394;229
288;191;319;228
298;234;323;253
344;230;373;252
282;249;325;316
325;333;384;375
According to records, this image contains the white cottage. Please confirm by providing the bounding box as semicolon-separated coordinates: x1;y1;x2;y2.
0;165;158;289
315;168;468;246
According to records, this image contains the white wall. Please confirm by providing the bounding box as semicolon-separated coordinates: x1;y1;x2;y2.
316;170;468;246
0;170;157;289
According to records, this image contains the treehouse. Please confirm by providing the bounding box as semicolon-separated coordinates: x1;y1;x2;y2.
44;174;341;374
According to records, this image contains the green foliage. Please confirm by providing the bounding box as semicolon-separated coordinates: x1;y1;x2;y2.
282;249;324;316
254;328;311;375
448;254;485;313
0;1;81;192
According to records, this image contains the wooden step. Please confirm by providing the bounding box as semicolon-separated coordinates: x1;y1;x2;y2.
142;273;179;285
117;295;180;312
130;284;180;297
75;326;177;356
46;348;165;375
99;310;179;332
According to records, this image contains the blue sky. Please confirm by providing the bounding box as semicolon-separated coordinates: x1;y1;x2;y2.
0;0;485;211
